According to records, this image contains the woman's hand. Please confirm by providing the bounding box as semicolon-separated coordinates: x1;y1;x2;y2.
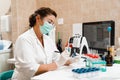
55;50;70;67
64;60;71;66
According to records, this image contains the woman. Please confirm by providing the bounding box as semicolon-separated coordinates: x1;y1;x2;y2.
12;7;71;80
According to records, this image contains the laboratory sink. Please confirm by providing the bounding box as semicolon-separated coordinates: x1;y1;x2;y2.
0;49;11;54
0;40;12;50
0;40;12;72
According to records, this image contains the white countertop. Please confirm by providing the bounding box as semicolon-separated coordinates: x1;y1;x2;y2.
31;64;120;80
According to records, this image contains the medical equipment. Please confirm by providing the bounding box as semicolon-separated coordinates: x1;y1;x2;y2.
83;21;115;53
72;67;100;79
67;34;90;57
84;54;106;72
40;21;54;35
48;26;56;43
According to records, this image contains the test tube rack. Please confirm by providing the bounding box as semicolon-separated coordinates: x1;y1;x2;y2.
72;67;100;79
86;59;106;72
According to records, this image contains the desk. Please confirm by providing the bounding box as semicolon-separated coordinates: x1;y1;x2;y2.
31;64;120;80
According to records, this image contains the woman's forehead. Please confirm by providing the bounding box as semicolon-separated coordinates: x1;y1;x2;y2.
44;15;56;22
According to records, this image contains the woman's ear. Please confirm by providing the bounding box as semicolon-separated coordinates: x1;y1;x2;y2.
35;15;40;23
36;15;43;26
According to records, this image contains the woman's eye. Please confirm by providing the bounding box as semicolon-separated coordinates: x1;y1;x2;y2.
48;21;51;24
46;20;54;25
48;21;54;25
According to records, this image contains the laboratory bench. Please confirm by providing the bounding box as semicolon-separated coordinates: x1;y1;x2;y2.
31;63;120;80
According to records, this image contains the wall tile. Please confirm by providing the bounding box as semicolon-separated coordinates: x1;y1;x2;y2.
36;0;120;48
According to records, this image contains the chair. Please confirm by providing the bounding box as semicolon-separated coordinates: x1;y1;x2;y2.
0;70;14;80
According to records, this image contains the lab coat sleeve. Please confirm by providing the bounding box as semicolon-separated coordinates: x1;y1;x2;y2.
14;36;40;78
51;41;61;62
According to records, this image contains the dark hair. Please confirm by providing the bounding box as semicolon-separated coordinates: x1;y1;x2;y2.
29;7;57;27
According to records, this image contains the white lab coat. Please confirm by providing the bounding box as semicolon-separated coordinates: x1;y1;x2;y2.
12;28;60;80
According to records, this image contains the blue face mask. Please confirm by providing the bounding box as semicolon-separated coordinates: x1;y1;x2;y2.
40;21;54;34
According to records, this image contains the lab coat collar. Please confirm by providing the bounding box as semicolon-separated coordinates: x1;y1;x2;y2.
29;28;38;39
29;27;46;39
29;28;46;49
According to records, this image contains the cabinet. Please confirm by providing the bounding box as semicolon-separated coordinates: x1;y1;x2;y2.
0;49;11;72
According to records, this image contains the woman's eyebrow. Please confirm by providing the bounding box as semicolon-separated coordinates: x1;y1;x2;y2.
49;19;53;22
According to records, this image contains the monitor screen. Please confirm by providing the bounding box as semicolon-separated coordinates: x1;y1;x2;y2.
83;21;115;51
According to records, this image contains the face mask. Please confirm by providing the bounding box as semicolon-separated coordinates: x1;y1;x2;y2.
40;21;54;34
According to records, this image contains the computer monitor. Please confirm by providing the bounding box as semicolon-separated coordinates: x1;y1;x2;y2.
83;20;115;52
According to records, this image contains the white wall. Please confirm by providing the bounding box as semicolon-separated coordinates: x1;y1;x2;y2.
0;0;11;16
